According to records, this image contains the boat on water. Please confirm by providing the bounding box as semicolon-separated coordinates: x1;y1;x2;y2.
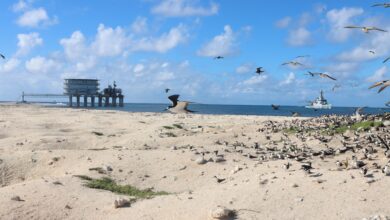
305;90;332;109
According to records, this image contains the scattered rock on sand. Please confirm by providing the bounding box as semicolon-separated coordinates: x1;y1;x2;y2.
210;206;234;219
114;198;130;208
11;196;24;201
196;157;207;165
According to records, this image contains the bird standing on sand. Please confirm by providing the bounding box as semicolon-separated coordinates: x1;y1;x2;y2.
369;80;390;93
301;162;313;174
166;94;194;114
344;25;387;33
372;3;390;8
214;176;226;183
283;162;291;170
307;71;337;80
214;56;224;59
256;67;265;75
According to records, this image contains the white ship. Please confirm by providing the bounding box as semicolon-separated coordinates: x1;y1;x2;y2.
305;90;332;109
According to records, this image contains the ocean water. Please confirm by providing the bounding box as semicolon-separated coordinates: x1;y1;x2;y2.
13;101;390;117
82;103;390;117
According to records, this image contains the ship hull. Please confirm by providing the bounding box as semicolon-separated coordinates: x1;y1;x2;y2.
305;104;332;109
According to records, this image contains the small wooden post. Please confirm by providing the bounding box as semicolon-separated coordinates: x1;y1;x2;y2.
91;96;95;107
76;95;80;107
98;95;102;107
69;95;73;107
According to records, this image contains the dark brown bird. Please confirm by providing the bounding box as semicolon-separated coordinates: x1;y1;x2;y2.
166;94;195;114
372;3;390;8
214;56;224;59
256;67;265;75
0;54;5;59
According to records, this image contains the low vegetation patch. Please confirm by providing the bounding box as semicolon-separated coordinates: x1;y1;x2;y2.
172;124;184;129
92;131;104;136
75;175;168;199
162;125;174;129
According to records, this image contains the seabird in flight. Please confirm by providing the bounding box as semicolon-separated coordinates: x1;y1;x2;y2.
166;94;195;114
332;84;341;92
165;88;170;93
307;71;337;80
383;56;390;63
214;56;224;59
369;50;376;54
282;61;304;66
0;54;5;59
344;25;387;33
369;79;390;93
256;67;265;75
372;3;390;8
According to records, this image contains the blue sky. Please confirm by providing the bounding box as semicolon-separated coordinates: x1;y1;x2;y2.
0;0;389;107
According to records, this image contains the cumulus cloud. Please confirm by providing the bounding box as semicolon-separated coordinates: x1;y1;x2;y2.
236;63;252;74
60;31;87;60
131;17;148;34
92;24;129;57
131;24;188;53
197;25;238;57
151;0;218;17
276;17;291;28
326;7;364;42
16;7;57;28
279;72;296;85
12;0;30;12
25;56;60;74
242;75;268;86
0;58;20;73
366;66;388;82
16;32;43;56
287;27;311;46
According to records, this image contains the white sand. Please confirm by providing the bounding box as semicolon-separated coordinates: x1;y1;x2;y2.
0;104;389;220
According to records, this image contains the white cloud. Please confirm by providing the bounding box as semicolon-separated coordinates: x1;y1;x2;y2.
287;27;311;46
236;63;252;74
131;17;148;34
336;28;390;63
25;56;60;74
151;0;218;17
197;25;237;57
326;7;364;42
133;64;145;73
156;71;175;81
131;24;188;53
279;72;296;85
92;24;129;57
0;58;20;73
16;32;43;56
366;66;388;82
17;7;57;28
276;17;291;28
12;0;30;12
60;31;87;60
242;75;268;86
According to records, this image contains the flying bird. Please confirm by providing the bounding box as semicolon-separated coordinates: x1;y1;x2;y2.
344;25;387;33
271;104;280;110
282;61;303;66
307;71;337;80
256;67;265;75
332;84;341;92
386;101;390;107
296;55;310;58
214;56;224;59
166;94;195;114
383;56;390;63
369;50;376;54
372;3;390;8
0;54;5;59
369;80;390;93
165;88;170;93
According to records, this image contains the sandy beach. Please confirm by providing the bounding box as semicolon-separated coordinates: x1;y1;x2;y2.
0;104;390;220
